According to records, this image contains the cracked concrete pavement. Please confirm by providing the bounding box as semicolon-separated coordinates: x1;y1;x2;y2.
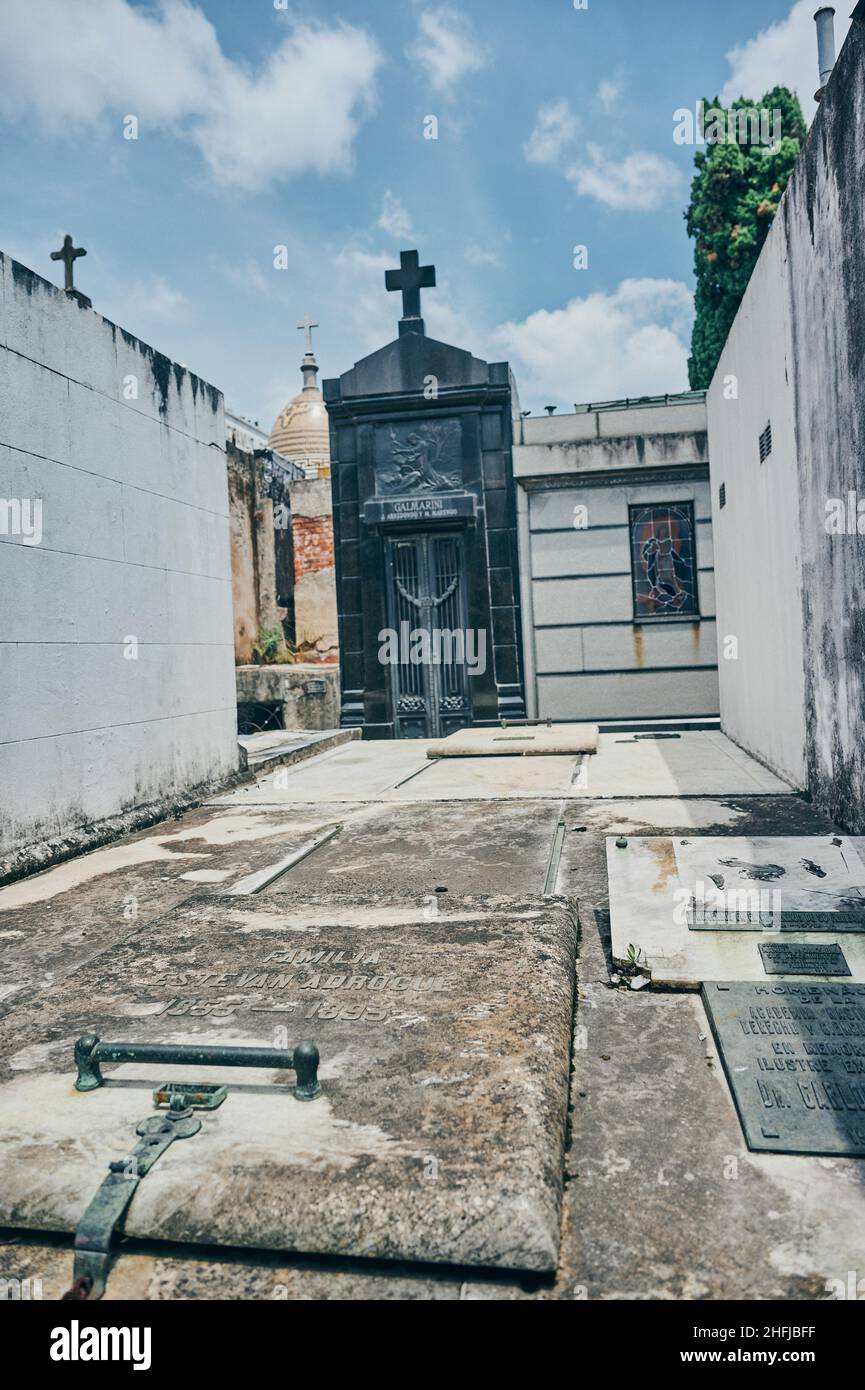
1;733;862;1300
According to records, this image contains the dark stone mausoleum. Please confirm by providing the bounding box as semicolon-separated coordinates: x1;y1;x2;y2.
324;250;526;739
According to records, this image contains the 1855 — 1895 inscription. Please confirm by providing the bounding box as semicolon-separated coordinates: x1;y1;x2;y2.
703;982;865;1156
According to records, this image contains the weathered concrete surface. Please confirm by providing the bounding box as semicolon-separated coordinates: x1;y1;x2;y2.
0;807;344;1019
0;251;238;871
0;1236;470;1301
268;799;563;897
389;756;581;801
7;904;861;1303
1;738;860;1301
707;24;865;830
785;21;865;835
573;732;791;798
0;893;577;1273
209;741;432;806
236;665;342;733
562;907;865;1300
555;796;837;910
208;732;790;809
238;728;358;773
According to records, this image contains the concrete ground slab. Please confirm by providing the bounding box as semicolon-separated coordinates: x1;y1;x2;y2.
387;755;581;801
429;725;599;757
0;807;344;1020
574;731;793;799
209;741;432;806
265;799;564;897
607;836;865;988
8;893;860;1303
0;893;577;1273
563;908;865;1301
206;732;790;809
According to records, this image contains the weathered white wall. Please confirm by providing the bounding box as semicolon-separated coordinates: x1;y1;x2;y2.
515;401;719;722
0;253;238;874
706;20;865;822
784;22;865;831
707;227;806;788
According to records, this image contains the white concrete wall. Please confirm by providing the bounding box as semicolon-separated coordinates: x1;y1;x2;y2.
515;402;719;722
706;21;865;823
782;23;865;830
706;230;806;788
0;253;238;867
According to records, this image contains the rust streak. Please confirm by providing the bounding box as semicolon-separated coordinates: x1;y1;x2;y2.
648;838;678;894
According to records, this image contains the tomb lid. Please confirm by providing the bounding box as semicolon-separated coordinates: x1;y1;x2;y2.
0;893;576;1273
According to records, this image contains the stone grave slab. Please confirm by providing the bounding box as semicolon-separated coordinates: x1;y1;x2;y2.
0;892;576;1273
265;799;564;896
607;836;865;988
759;943;851;977
428;724;599;758
702;982;865;1156
0;808;344;1021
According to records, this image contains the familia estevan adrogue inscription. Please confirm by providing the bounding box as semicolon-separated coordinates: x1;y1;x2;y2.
146;947;458;1022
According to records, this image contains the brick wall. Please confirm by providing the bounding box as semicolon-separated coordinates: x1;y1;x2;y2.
292;514;335;580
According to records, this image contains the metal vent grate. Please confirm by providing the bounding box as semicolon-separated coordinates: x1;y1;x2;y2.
719;483;727;510
758;422;773;463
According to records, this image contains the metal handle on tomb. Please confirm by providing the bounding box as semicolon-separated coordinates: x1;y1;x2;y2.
73;1033;322;1101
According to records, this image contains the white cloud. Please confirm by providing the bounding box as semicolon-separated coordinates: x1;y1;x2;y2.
122;276;190;320
464;242;503;268
567;144;684;211
332;246;398;353
721;0;852;122
209;254;270;295
598;80;622;114
377;191;414;240
425;295;476;350
0;0;382;191
523;100;580;166
408;6;487;93
487;279;694;406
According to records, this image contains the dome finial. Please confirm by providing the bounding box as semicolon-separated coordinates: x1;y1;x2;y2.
269;315;330;473
297;314;320;392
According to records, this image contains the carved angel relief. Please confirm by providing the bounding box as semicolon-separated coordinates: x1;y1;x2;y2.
376;421;462;497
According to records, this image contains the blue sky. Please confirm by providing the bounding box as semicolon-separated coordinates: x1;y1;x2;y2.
0;0;847;424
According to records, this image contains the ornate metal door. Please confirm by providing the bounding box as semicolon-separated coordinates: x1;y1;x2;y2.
385;533;471;739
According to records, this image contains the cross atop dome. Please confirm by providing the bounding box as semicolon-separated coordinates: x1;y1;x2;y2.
297;313;320;393
385;249;436;337
297;314;319;355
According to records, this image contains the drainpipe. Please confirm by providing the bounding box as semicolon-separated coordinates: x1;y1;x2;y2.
814;7;837;101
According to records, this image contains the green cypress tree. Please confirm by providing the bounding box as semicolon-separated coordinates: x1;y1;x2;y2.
685;88;807;390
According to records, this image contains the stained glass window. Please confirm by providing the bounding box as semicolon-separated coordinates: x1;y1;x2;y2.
629;503;699;620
